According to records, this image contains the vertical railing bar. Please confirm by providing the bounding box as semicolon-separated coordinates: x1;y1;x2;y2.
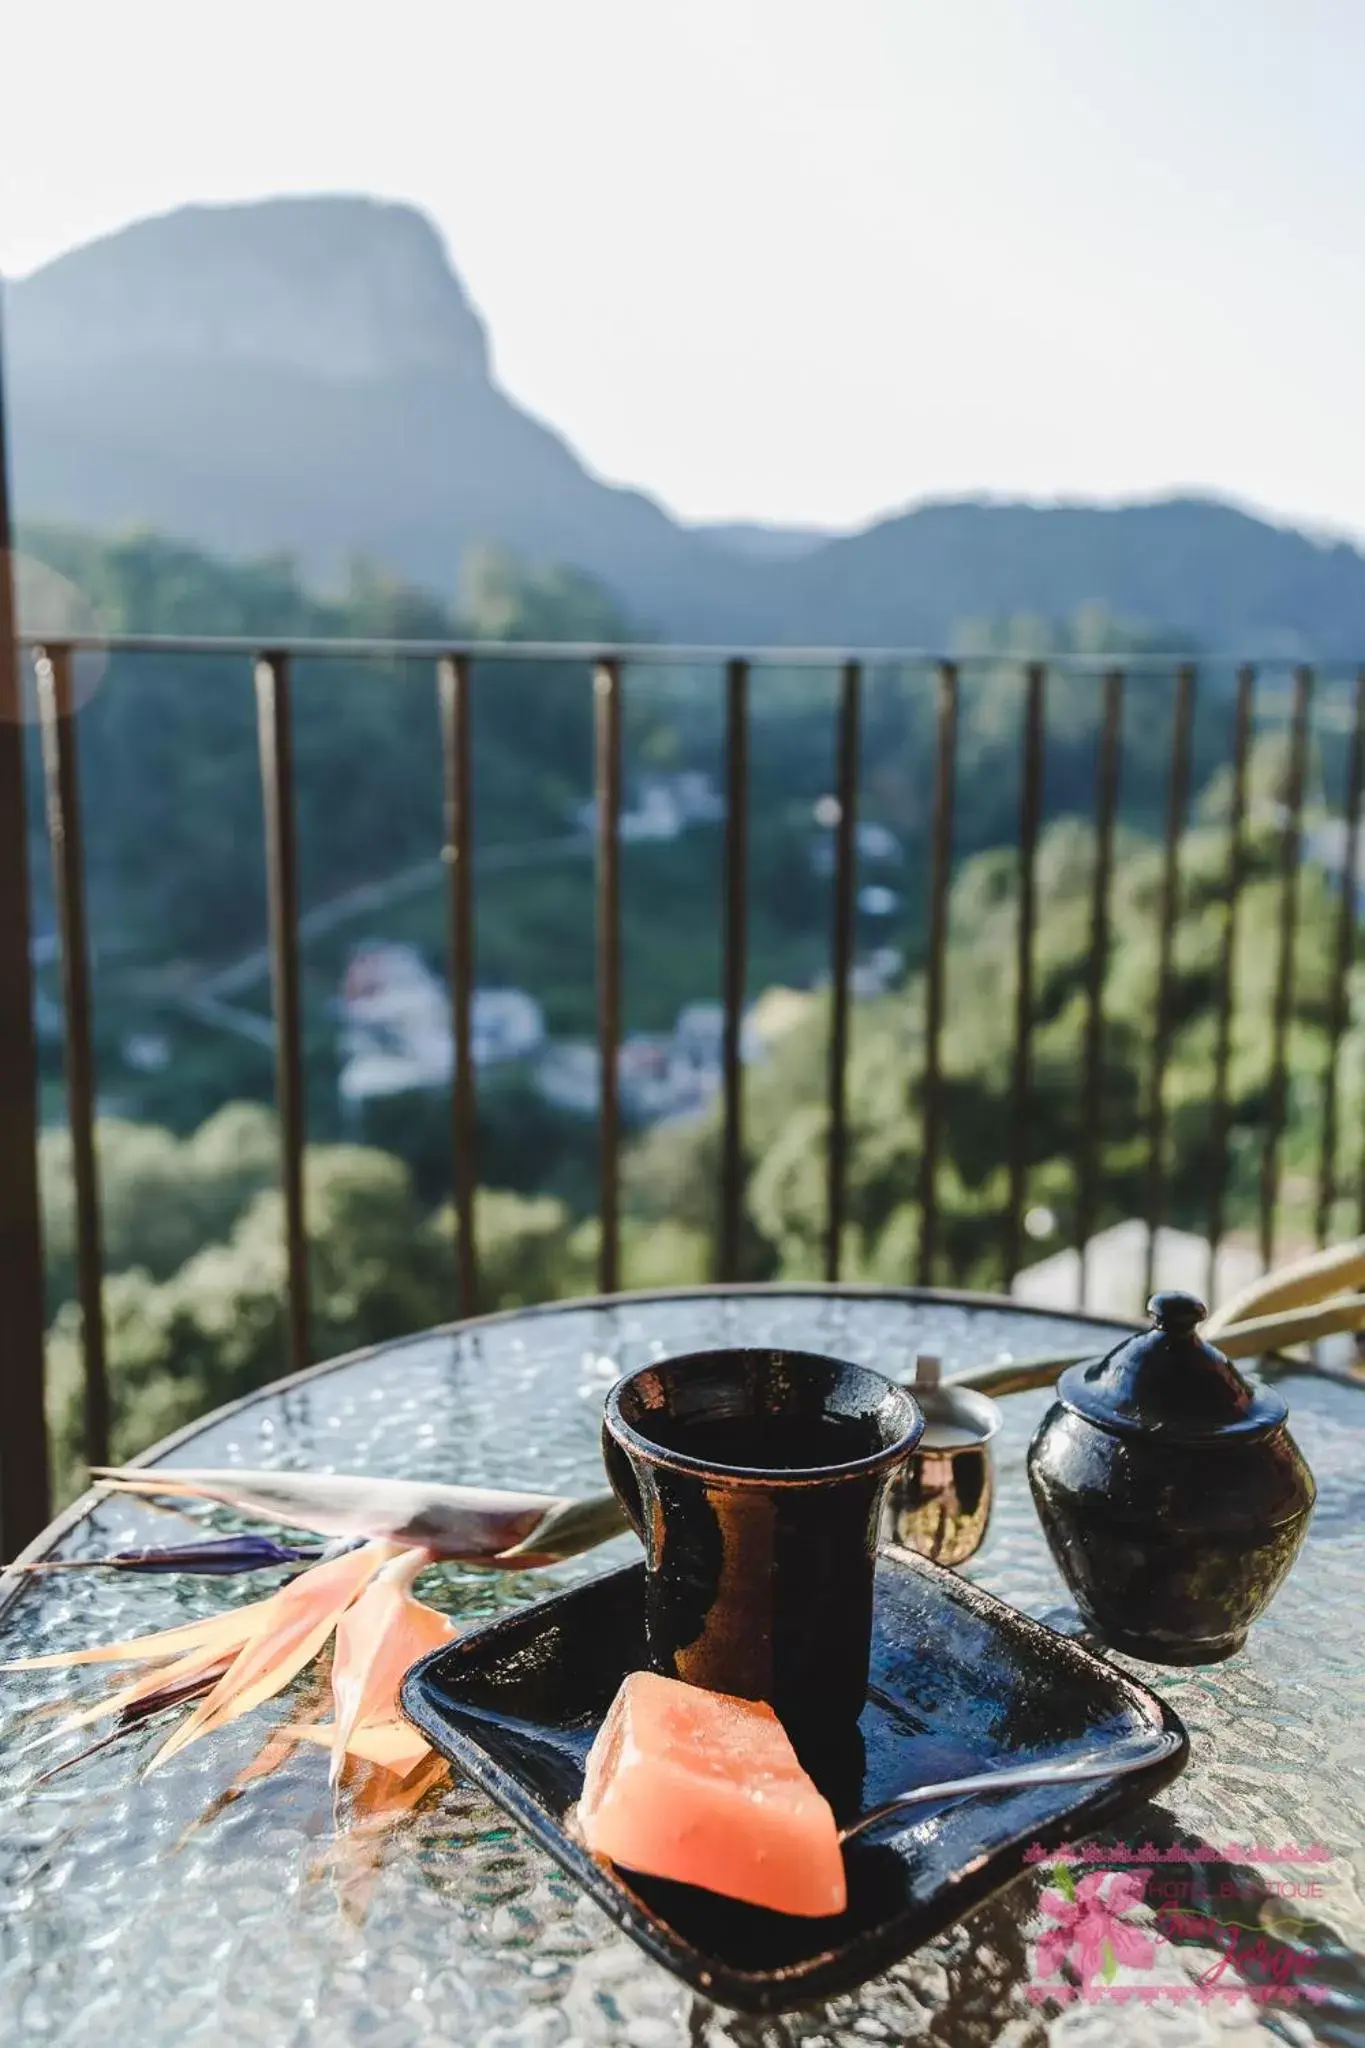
718;657;750;1282
1259;664;1313;1271
594;657;623;1294
0;308;51;1557
916;661;958;1285
253;651;310;1375
1076;669;1123;1307
35;645;108;1468
824;660;862;1283
1205;666;1255;1301
1317;668;1365;1245
1142;663;1196;1302
1004;662;1045;1289
438;654;479;1315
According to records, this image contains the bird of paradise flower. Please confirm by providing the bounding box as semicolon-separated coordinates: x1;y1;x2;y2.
3;1466;631;1846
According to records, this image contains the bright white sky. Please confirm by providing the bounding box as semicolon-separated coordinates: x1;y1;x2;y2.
3;0;1360;537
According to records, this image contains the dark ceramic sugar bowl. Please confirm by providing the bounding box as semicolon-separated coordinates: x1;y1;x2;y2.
1027;1292;1316;1664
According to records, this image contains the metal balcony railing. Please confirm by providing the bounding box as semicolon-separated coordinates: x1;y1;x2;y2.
1;614;1361;1561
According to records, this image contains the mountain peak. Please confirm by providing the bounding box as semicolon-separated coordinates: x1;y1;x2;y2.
9;195;490;384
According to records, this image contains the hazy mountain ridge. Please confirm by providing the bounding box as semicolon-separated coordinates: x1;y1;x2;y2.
759;496;1365;656
9;197;493;382
9;195;1365;653
694;521;837;563
7;196;766;636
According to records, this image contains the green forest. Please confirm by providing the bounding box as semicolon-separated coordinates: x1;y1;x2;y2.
20;524;1362;1500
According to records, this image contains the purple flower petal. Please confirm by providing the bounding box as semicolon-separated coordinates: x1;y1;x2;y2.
33;1662;230;1784
117;1664;232;1724
22;1535;327;1576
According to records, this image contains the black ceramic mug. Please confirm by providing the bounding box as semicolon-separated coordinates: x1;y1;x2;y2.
601;1347;923;1738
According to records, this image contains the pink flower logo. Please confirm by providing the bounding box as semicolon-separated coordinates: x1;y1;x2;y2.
1034;1868;1157;1986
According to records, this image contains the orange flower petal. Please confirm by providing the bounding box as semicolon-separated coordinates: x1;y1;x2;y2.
346;1750;450;1828
1;1598;279;1672
328;1550;454;1785
144;1541;399;1774
284;1717;433;1776
39;1640;239;1740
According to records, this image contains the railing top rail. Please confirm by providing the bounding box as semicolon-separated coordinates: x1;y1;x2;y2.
14;632;1347;669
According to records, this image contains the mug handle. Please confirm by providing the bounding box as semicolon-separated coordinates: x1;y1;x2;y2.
601;1421;646;1541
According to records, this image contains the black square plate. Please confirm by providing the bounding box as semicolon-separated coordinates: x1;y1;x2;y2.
401;1551;1187;2015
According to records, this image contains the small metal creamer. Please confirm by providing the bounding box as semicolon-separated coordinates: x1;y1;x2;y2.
881;1355;1003;1567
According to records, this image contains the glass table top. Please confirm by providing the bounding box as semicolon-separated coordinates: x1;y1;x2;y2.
1;1287;1362;2047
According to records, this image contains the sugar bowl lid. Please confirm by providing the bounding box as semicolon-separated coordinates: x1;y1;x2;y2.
1055;1291;1288;1442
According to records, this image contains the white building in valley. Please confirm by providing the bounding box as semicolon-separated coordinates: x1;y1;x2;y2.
574;772;725;843
535;1039;600;1116
532;1001;767;1126
337;942;545;1104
